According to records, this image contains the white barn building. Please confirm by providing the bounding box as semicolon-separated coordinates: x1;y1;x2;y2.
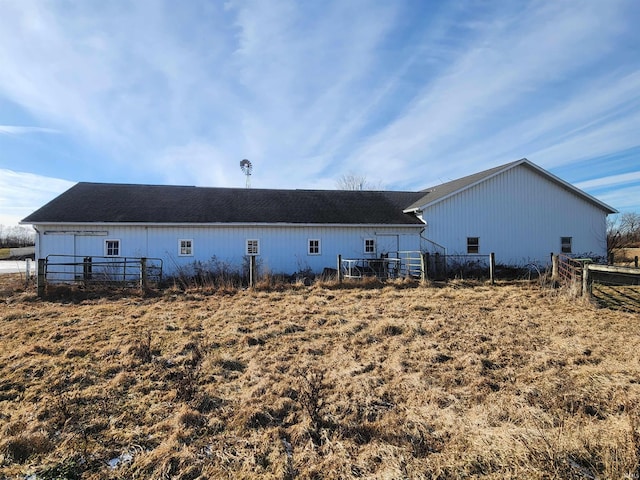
404;159;617;265
21;159;616;280
21;186;427;280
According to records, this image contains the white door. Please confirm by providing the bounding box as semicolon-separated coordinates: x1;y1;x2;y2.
46;234;75;282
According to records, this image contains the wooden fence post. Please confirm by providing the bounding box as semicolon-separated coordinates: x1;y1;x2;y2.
83;257;92;285
635;256;639;269
435;252;442;278
582;263;591;297
37;258;46;298
337;255;343;283
608;252;614;265
25;258;31;287
249;255;256;287
551;254;559;280
420;253;427;283
140;257;147;289
489;252;495;285
425;253;430;280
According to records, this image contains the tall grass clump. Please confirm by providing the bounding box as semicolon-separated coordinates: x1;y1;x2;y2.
170;256;243;291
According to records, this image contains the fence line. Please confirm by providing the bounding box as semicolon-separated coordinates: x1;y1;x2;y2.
339;252;496;283
552;253;640;312
424;253;493;281
37;255;163;296
339;253;407;280
588;264;640;313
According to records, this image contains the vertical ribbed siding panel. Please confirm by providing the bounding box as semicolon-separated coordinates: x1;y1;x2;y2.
422;165;608;265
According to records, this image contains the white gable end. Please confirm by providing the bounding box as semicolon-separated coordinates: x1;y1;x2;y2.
419;163;610;265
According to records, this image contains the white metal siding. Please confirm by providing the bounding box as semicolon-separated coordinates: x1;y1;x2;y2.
34;224;423;276
421;165;609;265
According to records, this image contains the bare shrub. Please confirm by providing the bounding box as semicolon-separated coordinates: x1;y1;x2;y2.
296;367;329;444
171;256;243;291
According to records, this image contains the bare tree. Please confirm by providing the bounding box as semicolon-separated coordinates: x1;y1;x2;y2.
620;212;640;243
0;225;35;248
336;172;381;191
607;212;640;252
607;217;623;253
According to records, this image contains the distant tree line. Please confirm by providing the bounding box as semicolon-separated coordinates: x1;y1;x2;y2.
0;225;35;248
607;212;640;251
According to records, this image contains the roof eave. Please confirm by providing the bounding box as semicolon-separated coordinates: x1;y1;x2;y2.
26;221;425;228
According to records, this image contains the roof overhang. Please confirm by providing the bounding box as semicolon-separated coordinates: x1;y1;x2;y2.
26;221;426;229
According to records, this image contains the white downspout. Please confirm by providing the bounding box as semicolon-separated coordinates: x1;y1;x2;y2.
32;226;42;261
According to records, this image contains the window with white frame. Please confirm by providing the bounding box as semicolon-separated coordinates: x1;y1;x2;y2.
105;239;120;257
308;239;321;255
467;237;479;254
364;238;375;254
179;239;193;256
246;239;259;256
561;236;572;254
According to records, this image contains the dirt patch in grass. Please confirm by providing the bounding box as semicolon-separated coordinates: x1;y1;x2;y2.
0;278;639;479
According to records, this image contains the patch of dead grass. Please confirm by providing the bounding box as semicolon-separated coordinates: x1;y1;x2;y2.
0;279;639;478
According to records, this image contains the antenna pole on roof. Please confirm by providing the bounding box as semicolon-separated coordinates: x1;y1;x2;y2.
240;159;252;188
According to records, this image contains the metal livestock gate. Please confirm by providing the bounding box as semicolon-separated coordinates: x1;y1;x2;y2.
37;255;162;296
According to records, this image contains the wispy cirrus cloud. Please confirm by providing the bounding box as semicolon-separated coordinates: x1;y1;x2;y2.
342;1;639;187
0;0;638;218
0;169;74;225
0;125;59;135
575;171;640;191
596;185;640;213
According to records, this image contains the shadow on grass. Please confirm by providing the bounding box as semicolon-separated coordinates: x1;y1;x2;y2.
591;284;640;314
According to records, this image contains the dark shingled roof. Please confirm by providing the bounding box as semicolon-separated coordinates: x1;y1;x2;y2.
21;183;426;225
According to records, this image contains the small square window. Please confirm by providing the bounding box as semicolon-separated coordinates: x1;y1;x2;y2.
561;236;572;254
246;239;259;256
179;239;193;256
308;239;321;255
105;239;120;257
364;238;375;254
467;237;479;254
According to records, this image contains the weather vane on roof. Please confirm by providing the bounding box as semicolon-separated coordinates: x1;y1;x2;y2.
240;159;252;188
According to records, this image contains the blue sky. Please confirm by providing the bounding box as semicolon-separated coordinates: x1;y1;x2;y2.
1;0;639;225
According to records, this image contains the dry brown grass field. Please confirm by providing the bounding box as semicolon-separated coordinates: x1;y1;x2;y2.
614;248;640;267
0;275;639;479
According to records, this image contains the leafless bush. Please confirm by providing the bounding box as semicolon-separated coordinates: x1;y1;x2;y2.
129;331;153;364
171;256;244;291
296;367;329;444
